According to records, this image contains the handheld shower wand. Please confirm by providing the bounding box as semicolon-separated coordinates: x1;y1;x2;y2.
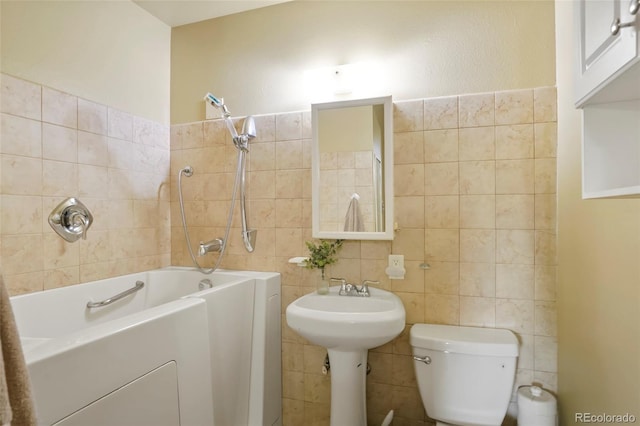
200;92;258;253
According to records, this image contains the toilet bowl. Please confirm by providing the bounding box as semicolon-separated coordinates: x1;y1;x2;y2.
410;324;518;426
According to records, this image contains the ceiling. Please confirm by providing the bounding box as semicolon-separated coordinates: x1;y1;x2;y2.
133;0;292;27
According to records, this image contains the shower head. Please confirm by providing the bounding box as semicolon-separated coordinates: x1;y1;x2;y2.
204;92;231;117
204;92;256;145
205;92;238;138
242;116;257;139
232;116;257;152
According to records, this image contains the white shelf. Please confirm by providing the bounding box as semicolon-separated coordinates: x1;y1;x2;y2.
575;0;640;199
582;100;640;199
583;185;640;199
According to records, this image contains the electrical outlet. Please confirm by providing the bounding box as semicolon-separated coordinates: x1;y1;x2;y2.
388;254;404;269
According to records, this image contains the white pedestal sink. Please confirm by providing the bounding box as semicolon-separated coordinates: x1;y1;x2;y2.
286;286;405;426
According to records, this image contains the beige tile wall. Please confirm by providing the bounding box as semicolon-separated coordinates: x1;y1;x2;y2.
319;150;375;232
0;73;171;295
171;87;558;426
1;73;556;426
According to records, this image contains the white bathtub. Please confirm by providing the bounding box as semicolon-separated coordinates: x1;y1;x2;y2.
10;267;282;426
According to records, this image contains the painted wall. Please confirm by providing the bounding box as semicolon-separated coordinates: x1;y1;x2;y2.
170;0;556;123
555;1;640;424
319;106;373;153
1;1;171;124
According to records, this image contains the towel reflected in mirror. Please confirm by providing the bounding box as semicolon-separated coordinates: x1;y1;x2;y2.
344;193;364;232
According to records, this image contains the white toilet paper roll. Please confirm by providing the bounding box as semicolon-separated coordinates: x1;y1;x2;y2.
517;385;557;426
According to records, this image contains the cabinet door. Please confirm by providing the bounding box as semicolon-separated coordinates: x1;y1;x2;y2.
575;0;638;105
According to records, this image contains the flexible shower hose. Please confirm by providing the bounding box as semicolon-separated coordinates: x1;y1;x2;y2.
177;149;244;274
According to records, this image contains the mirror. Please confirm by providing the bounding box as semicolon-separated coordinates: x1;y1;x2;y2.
311;96;394;240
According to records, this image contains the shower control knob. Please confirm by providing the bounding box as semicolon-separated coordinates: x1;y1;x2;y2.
48;197;93;243
50;213;62;225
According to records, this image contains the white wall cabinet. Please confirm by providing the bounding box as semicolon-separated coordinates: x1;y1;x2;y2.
575;0;639;106
575;0;640;198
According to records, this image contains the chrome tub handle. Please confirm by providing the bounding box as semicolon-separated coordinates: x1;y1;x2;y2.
86;281;144;309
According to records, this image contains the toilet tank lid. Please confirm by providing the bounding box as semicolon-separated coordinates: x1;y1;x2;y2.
410;324;518;357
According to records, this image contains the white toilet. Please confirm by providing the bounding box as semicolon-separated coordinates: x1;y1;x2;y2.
410;324;518;426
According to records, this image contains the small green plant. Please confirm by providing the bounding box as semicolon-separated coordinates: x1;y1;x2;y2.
305;239;343;279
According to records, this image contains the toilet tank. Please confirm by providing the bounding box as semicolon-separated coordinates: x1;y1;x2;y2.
410;324;518;426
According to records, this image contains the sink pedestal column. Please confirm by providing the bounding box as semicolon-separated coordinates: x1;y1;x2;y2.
327;349;368;426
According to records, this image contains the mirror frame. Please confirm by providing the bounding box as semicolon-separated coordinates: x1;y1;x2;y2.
311;95;394;240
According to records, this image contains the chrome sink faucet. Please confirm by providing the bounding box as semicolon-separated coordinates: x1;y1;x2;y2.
332;278;379;297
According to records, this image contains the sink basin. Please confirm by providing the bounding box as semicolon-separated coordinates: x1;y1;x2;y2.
286;286;405;350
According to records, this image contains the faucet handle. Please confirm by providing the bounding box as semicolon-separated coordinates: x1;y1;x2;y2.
331;278;348;295
71;213;88;240
360;280;379;297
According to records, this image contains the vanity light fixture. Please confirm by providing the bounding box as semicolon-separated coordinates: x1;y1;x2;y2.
332;64;355;94
304;63;359;98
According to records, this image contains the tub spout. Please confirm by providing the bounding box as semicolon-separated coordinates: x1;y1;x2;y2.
198;238;224;256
